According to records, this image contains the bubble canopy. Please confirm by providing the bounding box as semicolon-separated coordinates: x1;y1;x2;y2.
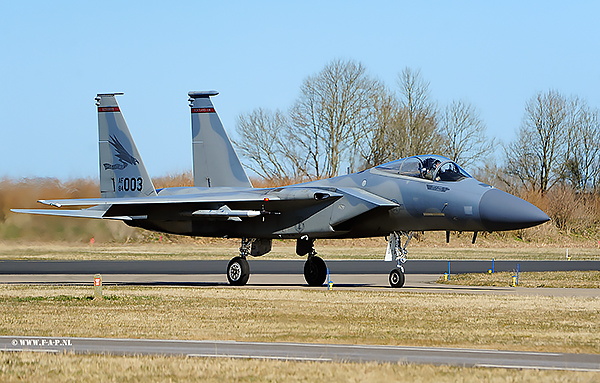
375;155;472;182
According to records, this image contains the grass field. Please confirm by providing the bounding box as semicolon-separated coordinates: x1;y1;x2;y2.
438;270;600;288
1;240;599;260
2;242;599;381
2;352;599;383
1;285;599;381
1;285;598;354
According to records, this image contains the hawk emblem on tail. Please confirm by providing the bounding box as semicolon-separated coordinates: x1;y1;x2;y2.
103;135;139;170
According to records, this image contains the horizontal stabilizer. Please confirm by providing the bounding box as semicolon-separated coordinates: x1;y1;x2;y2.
11;208;106;220
10;208;147;221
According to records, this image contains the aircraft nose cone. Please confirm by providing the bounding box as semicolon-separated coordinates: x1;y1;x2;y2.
479;189;550;231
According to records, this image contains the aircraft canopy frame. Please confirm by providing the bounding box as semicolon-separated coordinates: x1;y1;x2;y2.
375;155;472;182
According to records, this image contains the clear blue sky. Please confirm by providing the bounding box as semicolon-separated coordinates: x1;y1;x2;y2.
1;1;598;179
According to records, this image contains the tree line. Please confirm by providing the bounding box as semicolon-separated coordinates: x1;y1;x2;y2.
502;91;600;194
234;59;600;197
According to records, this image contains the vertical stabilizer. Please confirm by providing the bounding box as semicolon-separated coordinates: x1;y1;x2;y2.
96;93;156;198
188;91;252;188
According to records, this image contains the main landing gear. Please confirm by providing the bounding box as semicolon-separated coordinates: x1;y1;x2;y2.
386;231;413;288
297;235;327;286
227;256;250;286
226;238;252;286
225;237;328;287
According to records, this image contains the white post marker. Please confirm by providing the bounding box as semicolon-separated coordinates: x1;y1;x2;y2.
94;274;102;299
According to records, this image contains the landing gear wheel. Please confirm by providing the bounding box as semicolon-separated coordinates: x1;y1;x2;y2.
227;256;250;286
304;256;327;286
389;268;405;288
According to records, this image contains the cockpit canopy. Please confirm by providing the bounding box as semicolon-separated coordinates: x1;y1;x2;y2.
375;155;472;182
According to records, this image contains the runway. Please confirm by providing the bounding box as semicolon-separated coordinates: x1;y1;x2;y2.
2;259;599;275
2;273;600;297
1;259;600;296
2;335;599;371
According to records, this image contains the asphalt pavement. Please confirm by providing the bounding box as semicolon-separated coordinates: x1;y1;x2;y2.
2;336;599;371
1;259;599;274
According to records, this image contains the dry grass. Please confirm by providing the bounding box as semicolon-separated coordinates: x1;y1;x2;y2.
1;286;599;354
1;352;598;383
0;177;139;243
438;271;600;289
152;171;194;188
1;241;599;260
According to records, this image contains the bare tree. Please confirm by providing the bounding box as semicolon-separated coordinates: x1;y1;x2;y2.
361;68;440;167
439;100;495;169
395;67;440;156
502;125;542;192
234;108;306;183
355;85;400;168
504;90;569;193
289;59;382;178
563;99;600;191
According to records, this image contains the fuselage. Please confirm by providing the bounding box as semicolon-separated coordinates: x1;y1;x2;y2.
126;155;549;240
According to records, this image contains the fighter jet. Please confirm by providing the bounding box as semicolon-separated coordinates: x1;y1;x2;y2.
12;92;550;288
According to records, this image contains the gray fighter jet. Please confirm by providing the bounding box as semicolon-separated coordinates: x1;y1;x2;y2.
13;92;550;288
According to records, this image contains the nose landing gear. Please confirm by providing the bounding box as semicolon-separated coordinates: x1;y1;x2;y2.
386;231;413;288
389;267;405;288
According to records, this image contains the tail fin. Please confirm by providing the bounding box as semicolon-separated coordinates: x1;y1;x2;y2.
188;91;252;188
96;93;156;198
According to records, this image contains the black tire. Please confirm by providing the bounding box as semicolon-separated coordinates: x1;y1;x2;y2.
304;256;327;286
389;268;405;288
227;257;250;286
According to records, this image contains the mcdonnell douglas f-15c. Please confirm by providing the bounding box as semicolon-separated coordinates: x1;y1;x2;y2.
13;92;550;287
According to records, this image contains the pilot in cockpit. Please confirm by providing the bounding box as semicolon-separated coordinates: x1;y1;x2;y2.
422;158;441;181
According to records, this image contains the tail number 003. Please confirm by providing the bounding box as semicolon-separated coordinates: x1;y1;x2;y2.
118;177;143;192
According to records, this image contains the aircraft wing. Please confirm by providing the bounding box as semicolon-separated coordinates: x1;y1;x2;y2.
12;186;399;236
33;187;341;207
11;187;346;221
